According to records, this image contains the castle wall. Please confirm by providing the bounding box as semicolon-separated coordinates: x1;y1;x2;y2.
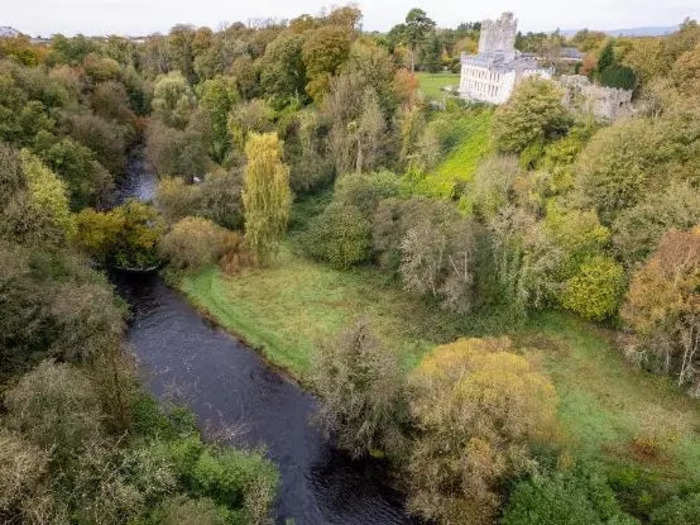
557;75;633;121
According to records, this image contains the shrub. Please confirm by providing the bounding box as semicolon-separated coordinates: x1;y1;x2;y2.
192;447;279;524
502;463;638;525
4;360;105;462
160;216;238;271
154;495;232;525
561;255;625;321
334;171;401;216
407;337;558;524
650;493;700;525
0;429;51;521
299;202;372;269
313;321;408;459
468;155;522;219
73;201;165;270
492;78;572;154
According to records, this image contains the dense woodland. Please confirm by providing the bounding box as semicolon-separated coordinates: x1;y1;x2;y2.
1;5;699;525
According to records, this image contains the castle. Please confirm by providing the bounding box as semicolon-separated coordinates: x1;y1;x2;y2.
459;12;553;104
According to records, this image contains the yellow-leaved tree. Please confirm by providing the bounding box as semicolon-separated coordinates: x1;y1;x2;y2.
242;132;291;265
407;336;558;525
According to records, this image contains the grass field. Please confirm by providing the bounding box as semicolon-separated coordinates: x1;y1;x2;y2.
179;247;700;485
417;72;460;101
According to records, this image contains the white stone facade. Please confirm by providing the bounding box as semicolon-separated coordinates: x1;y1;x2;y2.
459;13;552;105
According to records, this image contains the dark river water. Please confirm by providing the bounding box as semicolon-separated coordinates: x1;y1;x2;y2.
112;148;416;524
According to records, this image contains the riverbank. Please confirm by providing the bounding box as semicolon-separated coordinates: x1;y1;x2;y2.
178;249;700;490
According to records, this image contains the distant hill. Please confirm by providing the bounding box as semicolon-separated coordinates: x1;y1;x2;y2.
560;25;679;37
0;26;21;37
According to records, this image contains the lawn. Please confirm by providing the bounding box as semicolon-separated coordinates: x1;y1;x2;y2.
180;248;700;485
417;72;460;101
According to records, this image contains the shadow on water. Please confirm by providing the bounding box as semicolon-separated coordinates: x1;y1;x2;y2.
112;148;417;524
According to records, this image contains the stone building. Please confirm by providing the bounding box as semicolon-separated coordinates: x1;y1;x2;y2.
557;74;633;121
459;12;553;104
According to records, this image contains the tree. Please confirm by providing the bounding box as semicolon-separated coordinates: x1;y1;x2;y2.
242;133;291;265
299;202;372;269
407;337;558;524
403;9;435;72
313;321;407;458
502;462;638;525
259;32;306;103
152;71;196;129
197;75;239;162
621;228;699;388
160;216;238;271
492;78;572;154
560;255;625;321
575;117;665;225
302;25;352;100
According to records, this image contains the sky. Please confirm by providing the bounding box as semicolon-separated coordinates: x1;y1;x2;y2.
4;0;700;37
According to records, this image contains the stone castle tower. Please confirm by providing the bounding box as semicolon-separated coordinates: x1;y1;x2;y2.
477;12;517;60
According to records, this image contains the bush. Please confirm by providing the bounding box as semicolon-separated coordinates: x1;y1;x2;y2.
407;337;558;524
192;447;279;525
313;321;408;459
492;78;572;154
650;493;700;525
73;201;165;270
333;171;401;216
467;155;522;219
160;216;239;271
0;429;51;522
4;360;105;462
561;255;625;321
502;463;638;525
299;202;372;269
153;495;231;525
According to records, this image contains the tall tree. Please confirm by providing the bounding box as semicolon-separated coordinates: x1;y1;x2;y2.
404;8;435;72
242;133;291;265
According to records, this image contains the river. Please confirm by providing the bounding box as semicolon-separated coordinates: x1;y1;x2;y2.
112;148;416;524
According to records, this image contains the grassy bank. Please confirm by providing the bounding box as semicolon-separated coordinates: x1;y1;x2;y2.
180;248;700;485
411;109;493;199
417;72;460;101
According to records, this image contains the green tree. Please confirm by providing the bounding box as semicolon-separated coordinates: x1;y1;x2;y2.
259;32;307;104
242;133;291;265
152;71;196;129
198;75;239;163
492;78;572;154
404;8;436;72
502;463;638;525
561;255;625;321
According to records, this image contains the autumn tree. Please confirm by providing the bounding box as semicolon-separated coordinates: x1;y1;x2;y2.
407;337;558;524
302;25;352;100
621;227;699;389
242;133;291;265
